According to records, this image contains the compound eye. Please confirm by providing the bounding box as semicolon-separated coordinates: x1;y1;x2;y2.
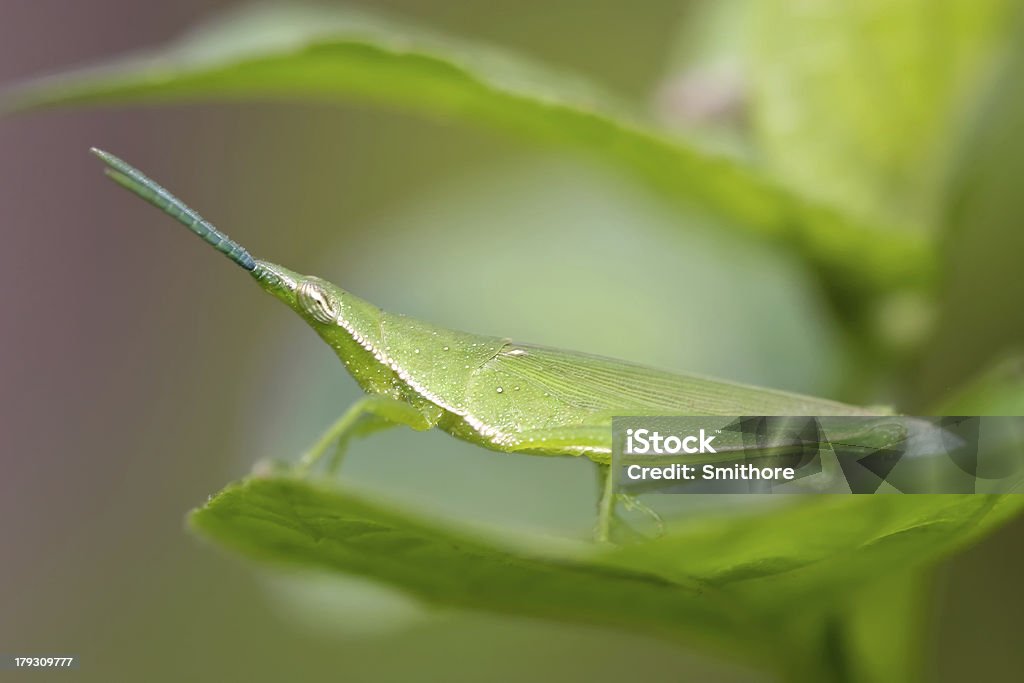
298;279;340;324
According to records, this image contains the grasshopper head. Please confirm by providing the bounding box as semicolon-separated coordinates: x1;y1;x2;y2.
253;261;368;333
253;261;385;375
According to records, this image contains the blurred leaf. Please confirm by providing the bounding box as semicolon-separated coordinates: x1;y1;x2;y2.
750;0;1017;232
917;22;1024;401
852;355;1024;678
193;475;1023;682
832;571;932;683
652;0;753;157
5;3;931;297
934;355;1024;415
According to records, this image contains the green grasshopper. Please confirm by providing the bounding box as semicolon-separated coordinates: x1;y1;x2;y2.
93;149;879;540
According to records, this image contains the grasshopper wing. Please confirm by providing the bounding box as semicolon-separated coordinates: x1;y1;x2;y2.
475;343;876;419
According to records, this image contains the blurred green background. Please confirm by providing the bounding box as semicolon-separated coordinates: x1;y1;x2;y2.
2;1;1023;681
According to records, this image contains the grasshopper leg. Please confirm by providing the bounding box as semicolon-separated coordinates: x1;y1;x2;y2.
297;395;436;475
615;492;664;536
594;464;664;542
503;427;619;542
595;463;616;543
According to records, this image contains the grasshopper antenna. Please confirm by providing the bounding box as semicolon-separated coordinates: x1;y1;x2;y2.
91;148;256;272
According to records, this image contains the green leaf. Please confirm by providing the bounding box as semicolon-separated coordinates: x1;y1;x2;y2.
835;570;934;683
192;475;1023;682
4;4;931;297
190;475;773;666
916;25;1024;400
749;0;1017;233
934;355;1024;415
598;495;1020;612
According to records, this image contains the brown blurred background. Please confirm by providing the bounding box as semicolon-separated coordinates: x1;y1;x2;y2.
1;1;1022;681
